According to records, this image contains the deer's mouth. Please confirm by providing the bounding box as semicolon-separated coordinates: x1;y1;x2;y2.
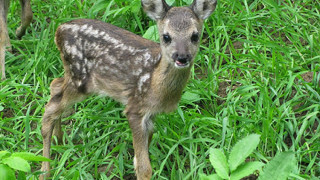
172;53;192;68
175;59;190;67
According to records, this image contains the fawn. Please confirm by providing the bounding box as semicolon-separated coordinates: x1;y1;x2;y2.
0;0;33;80
40;0;217;179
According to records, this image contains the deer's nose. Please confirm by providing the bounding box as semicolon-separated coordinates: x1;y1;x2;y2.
172;52;192;67
172;53;191;62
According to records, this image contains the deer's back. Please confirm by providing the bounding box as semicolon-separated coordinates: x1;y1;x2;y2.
55;19;161;103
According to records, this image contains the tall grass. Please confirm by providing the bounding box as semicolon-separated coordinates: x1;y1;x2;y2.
0;0;319;179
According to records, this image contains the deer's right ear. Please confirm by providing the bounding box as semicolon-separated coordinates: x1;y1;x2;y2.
141;0;170;20
191;0;217;20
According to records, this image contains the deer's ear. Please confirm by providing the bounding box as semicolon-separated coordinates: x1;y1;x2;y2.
141;0;170;20
190;0;217;20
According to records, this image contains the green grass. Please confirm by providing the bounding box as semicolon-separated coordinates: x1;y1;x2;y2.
1;0;319;179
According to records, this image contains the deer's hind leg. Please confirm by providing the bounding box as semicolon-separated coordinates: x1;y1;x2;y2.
0;0;10;80
40;77;87;179
49;77;65;145
16;0;33;39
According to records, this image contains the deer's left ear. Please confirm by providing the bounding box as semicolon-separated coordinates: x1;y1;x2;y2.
141;0;171;20
190;0;217;20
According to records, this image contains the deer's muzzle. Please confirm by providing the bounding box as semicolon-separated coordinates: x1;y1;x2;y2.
172;52;192;68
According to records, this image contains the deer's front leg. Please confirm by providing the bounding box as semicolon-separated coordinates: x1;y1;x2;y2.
127;111;154;180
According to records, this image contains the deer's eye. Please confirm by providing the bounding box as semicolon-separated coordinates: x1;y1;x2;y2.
191;33;199;43
163;34;172;44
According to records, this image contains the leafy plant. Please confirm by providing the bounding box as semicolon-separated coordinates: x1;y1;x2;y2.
201;134;298;180
258;151;296;180
200;134;264;180
0;151;51;180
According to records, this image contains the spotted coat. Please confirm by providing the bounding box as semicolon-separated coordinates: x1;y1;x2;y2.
55;19;161;103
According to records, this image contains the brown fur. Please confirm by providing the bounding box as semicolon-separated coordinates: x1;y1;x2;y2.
40;0;217;179
0;0;33;80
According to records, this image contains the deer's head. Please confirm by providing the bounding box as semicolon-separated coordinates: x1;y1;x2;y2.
142;0;217;68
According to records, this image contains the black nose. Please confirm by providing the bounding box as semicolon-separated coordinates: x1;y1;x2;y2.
172;53;192;63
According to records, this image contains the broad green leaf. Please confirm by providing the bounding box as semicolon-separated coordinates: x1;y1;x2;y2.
258;151;296;180
199;173;223;180
209;148;229;179
11;152;51;162
2;156;31;172
0;151;10;160
0;164;16;180
130;0;141;14
182;91;201;103
230;161;264;180
143;25;159;42
166;0;175;6
229;134;260;172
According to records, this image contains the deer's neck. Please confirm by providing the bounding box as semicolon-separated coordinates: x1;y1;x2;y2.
149;57;191;113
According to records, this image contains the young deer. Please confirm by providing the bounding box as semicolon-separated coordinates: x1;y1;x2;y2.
40;0;217;179
0;0;33;80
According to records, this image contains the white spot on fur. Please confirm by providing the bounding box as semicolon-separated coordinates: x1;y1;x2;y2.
80;24;88;31
60;24;80;32
133;156;137;171
60;24;141;57
141;113;154;134
91;29;99;38
84;25;94;36
101;33;137;54
76;80;82;87
133;68;143;76
138;73;150;92
74;62;81;71
142;52;152;67
99;31;105;36
107;55;116;65
102;34;121;45
64;42;83;59
156;53;161;63
87;60;93;69
61;24;143;57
